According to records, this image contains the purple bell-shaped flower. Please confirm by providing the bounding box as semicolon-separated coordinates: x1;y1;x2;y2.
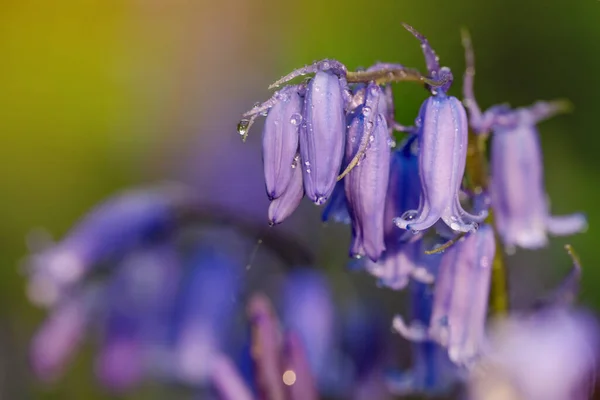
393;24;487;234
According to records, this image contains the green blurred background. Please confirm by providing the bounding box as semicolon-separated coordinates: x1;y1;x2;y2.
1;0;599;397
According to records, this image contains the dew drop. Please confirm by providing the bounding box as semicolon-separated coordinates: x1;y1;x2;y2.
362;106;372;116
401;210;419;221
369;86;380;96
450;222;460;231
369;134;375;143
277;92;290;102
290;113;303;126
387;138;396;148
322;61;330;70
291;155;300;168
237;119;250;136
306;168;311;174
304;161;310;166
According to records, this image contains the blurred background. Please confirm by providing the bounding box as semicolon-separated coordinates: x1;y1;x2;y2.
1;0;599;398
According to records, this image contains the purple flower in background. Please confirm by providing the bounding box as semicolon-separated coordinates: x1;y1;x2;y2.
281;270;335;390
394;24;486;234
394;224;494;367
246;293;319;400
30;285;102;382
26;184;191;307
462;33;586;250
170;244;242;385
95;245;181;392
469;308;599;400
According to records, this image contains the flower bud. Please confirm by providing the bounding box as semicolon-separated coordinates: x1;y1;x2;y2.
344;84;391;261
300;71;346;205
262;87;303;199
268;155;304;225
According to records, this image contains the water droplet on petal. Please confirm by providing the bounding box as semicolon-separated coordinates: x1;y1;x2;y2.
401;210;419;221
290;113;303;126
362;106;371;116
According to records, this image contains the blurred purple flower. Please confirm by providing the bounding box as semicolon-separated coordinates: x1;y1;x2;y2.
462;34;586;250
394;224;494;367
30;285;102;382
469;308;599;400
26;184;191;307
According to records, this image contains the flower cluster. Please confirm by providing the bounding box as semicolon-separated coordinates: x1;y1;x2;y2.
238;22;594;396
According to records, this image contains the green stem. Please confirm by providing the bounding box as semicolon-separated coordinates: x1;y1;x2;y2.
465;130;509;315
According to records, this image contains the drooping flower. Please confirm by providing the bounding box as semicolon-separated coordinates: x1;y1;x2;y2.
262;86;304;200
344;82;392;261
300;70;347;205
393;24;487;234
489;105;586;250
461;32;586;250
394;224;494;367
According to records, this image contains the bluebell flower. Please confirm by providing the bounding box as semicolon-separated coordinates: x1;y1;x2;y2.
344;82;392;261
299;71;347;205
462;32;586;250
394;224;495;367
393;24;487;234
262;86;303;200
